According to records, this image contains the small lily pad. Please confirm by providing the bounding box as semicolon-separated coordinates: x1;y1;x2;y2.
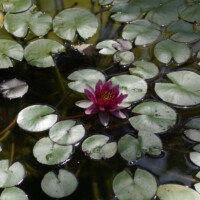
41;169;78;198
81;135;117;160
129;60;159;80
110;75;147;103
155;71;200;106
184;129;200;142
0;79;28;99
154;39;191;64
53;8;98;41
186;118;200;130
157;184;200;200
99;0;113;6
0;160;25;188
0;187;28;200
96;40;118;55
67;69;105;93
33;137;73;165
17;105;58;132
0;39;23;69
190;152;200;167
113;169;157;200
114;51;135;65
49;120;85;146
195;183;200;194
193;144;200;153
129;101;177;134
131;0;160;12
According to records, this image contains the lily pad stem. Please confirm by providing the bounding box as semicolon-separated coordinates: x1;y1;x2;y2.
0;116;17;137
10;135;15;165
55;66;66;94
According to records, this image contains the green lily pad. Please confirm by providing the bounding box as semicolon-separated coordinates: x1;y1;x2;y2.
67;69;105;93
0;0;32;13
184;129;200;142
17;105;58;132
110;3;141;23
0;160;25;188
81;135;117;160
193;144;200;153
155;71;200;106
122;20;160;46
157;184;200;200
0;39;23;69
113;169;157;200
129;101;177;134
186;117;200;129
112;0;129;5
49;120;85;146
131;0;160;12
154;39;191;64
99;0;113;6
129;60;159;80
0;187;28;200
195;183;200;194
41;169;78;198
110;75;147;103
53;8;98;41
196;171;200;179
4;6;52;38
114;51;135;65
96;40;118;55
33;137;73;165
24;39;65;68
190;152;200;167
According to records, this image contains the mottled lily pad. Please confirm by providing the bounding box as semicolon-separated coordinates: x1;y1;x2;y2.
0;187;28;200
114;51;135;65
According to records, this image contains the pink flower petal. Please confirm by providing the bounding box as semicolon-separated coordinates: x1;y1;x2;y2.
99;111;109;126
75;100;93;108
84;86;96;102
110;110;126;119
95;80;103;96
85;104;98;115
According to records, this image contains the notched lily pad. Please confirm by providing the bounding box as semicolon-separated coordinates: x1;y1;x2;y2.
0;78;28;99
0;187;28;200
114;51;135;65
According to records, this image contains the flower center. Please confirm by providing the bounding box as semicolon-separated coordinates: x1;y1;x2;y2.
101;91;115;101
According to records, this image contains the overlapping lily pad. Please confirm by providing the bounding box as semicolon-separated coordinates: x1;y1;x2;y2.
0;187;28;200
24;39;65;68
131;0;160;12
41;169;78;198
67;69;105;93
129;101;177;134
96;40;118;55
53;8;98;41
194;145;200;153
0;39;23;69
114;51;135;65
155;71;200;106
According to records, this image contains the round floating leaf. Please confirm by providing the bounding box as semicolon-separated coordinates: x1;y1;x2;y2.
81;135;117;159
113;169;157;200
114;51;135;65
118;134;141;162
53;8;98;41
0;187;28;200
129;101;177;134
184;129;200;142
122;20;160;46
154;40;191;64
41;169;78;198
17;105;58;132
0;160;25;188
129;60;159;80
195;183;200;194
110;3;141;23
181;4;200;23
99;0;113;6
96;40;118;55
186;118;200;130
67;69;105;93
155;71;200;106
0;79;28;99
49;120;85;146
157;184;200;200
131;0;160;12
24;39;65;68
4;6;52;38
196;171;200;179
190;152;200;167
112;0;129;5
194;144;200;153
0;39;23;69
110;75;147;103
33;137;72;165
0;0;32;13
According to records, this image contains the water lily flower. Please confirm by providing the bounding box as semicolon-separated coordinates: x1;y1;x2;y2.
75;80;130;126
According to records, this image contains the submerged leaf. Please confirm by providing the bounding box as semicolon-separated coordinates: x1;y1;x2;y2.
0;187;28;200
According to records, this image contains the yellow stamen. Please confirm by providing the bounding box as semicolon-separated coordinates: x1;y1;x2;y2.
101;91;114;101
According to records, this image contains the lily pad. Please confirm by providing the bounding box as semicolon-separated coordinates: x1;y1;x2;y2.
24;39;65;68
0;0;32;13
41;169;78;198
190;152;200;167
129;60;159;80
131;0;160;12
157;184;200;200
110;75;147;103
96;40;118;55
113;169;157;200
154;40;191;64
122;20;160;46
0;160;25;188
155;71;200;106
33;137;73;165
67;69;105;93
114;51;135;65
17;105;58;132
53;8;98;41
0;79;28;99
4;6;52;38
99;0;113;6
129;101;177;134
81;135;117;160
0;187;28;200
194;144;200;153
195;183;200;194
49;120;85;146
0;39;23;69
196;171;200;179
186;117;200;129
184;129;200;142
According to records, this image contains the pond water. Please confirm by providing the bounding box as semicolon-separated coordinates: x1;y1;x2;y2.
0;0;200;200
